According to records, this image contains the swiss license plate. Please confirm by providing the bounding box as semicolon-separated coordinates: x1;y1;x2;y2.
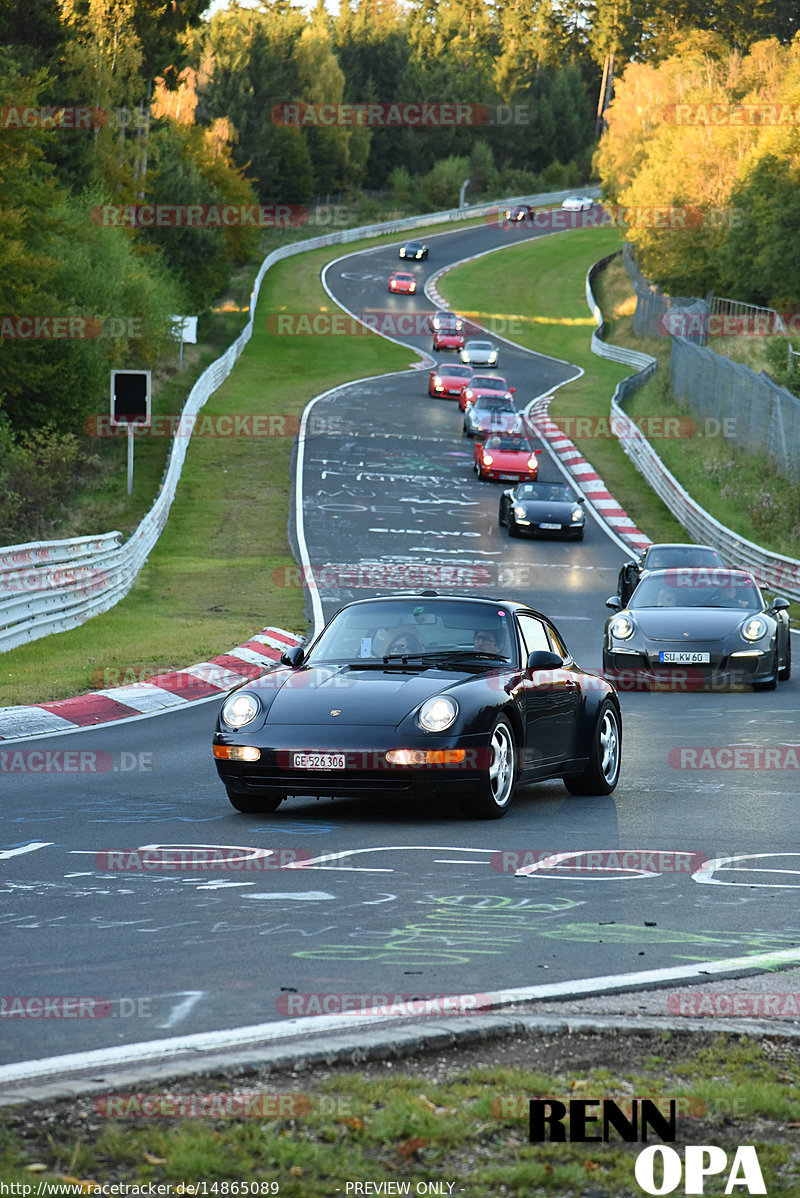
293;753;345;770
658;651;710;664
539;522;561;530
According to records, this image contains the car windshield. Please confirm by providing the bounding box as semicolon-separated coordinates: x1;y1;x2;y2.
474;396;514;412
404;243;421;250
467;342;493;352
471;376;506;390
441;366;472;377
643;546;725;570
395;273;414;280
629;573;762;610
306;599;517;665
516;482;575;501
486;435;530;451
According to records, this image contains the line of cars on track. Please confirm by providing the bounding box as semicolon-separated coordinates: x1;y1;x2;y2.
212;237;794;818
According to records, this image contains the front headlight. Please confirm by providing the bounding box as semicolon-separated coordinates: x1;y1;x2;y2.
571;507;584;522
432;375;442;386
221;691;261;728
741;616;768;642
513;505;527;519
610;615;634;640
482;453;494;465
418;695;458;732
488;352;497;363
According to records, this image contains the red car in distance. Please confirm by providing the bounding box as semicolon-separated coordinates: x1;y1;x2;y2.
429;310;464;333
429;362;474;399
432;325;466;351
474;433;542;482
458;374;515;412
389;271;416;294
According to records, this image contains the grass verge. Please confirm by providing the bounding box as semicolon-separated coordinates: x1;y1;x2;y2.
438;229;689;546
0;1031;798;1194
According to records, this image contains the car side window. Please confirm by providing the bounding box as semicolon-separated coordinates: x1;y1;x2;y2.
516;614;550;656
545;624;569;661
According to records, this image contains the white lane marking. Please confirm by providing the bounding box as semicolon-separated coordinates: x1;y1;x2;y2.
516;849;672;880
287;845;496;869
0;842;53;861
243;892;336;901
5;946;800;1088
154;991;205;1031
694;853;800;888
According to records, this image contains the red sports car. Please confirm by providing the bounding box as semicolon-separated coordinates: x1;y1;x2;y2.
459;374;515;412
432;327;466;351
429;363;474;399
474;433;542;481
389;271;417;294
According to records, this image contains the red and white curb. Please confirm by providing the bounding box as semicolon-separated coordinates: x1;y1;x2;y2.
0;627;302;741
524;396;652;555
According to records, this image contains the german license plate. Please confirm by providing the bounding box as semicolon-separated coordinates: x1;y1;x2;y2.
499;474;517;480
658;651;710;664
293;753;345;769
539;522;561;530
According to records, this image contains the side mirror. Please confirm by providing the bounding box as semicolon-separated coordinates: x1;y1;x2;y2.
772;597;791;611
280;646;305;668
534;449;543;455
509;387;517;393
606;596;622;611
526;649;564;671
577;496;586;504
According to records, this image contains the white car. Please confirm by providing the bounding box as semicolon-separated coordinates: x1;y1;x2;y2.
460;339;498;367
561;195;594;211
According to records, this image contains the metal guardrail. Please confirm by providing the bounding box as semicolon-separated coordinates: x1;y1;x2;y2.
585;256;800;600
0;189;594;653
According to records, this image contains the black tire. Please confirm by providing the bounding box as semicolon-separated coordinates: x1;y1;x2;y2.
459;716;517;819
226;787;283;813
563;701;621;796
779;635;792;682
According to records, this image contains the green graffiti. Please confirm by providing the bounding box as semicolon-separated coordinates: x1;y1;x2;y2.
540;922;799;953
293;895;582;963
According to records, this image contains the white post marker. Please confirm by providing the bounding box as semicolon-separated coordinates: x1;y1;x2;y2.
170;315;198;369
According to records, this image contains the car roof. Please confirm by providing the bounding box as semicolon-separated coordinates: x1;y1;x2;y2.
639;567;756;584
333;593;546;616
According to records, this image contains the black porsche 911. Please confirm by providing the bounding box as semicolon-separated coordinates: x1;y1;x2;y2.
399;240;428;260
499;480;586;540
213;594;622;819
604;567;791;690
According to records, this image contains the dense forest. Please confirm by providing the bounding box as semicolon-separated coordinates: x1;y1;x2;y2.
0;0;798;540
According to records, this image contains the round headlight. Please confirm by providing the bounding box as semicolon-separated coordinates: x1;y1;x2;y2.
513;504;527;519
418;696;458;732
741;616;768;642
610;615;634;640
221;691;261;728
571;507;584;522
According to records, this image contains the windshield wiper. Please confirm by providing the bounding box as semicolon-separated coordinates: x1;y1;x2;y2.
382;650;509;664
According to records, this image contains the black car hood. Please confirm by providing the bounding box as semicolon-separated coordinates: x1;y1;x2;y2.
519;499;579;520
249;665;477;726
630;607;754;642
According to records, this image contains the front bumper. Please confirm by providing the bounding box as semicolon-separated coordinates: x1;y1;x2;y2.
213;728;488;799
603;645;775;690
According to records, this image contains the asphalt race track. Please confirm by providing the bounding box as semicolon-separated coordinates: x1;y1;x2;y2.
2;218;799;1077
